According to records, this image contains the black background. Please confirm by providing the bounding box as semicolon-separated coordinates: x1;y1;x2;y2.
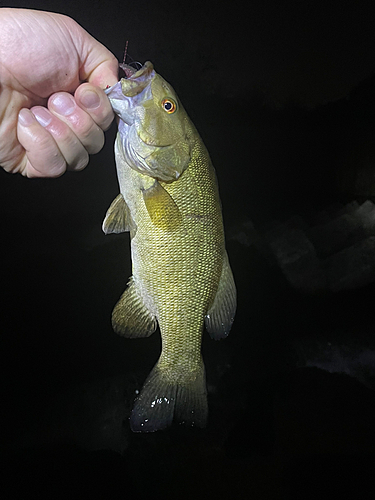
2;1;375;498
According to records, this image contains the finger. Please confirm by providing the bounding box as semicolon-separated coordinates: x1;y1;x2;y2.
31;106;89;171
17;109;67;178
74;83;115;131
48;92;104;154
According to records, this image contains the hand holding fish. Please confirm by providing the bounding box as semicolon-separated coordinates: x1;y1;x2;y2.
0;8;118;177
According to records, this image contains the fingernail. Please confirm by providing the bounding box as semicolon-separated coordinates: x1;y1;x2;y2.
80;90;100;109
50;93;75;116
18;109;36;126
32;107;52;127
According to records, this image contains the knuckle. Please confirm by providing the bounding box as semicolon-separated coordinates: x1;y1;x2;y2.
78;156;90;171
74;151;90;171
82;126;104;154
18;121;67;177
30;138;66;177
31;129;53;150
100;108;115;131
76;87;114;130
43;154;66;177
28;155;66;178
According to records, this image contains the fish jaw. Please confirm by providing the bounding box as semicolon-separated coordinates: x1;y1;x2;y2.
106;88;192;181
120;61;155;95
106;60;195;174
105;64;166;178
105;61;155;119
105;80;153;127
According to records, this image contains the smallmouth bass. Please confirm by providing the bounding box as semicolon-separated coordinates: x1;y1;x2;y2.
104;62;236;432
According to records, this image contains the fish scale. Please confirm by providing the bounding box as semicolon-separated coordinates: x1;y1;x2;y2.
103;61;236;431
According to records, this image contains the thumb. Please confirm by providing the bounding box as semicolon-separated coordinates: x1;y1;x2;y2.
78;31;119;89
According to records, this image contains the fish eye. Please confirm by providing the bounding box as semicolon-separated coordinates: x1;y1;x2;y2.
161;98;177;114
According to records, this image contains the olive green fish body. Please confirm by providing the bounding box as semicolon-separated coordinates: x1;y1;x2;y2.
104;63;236;431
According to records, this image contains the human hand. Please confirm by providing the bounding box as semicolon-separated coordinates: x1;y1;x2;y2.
0;8;118;177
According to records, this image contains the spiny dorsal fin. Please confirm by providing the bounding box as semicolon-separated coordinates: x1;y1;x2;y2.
102;193;135;235
142;180;182;231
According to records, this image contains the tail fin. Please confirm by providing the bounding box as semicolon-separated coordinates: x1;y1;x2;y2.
130;361;208;432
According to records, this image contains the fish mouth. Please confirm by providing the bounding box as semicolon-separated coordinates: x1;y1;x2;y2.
119;63;137;78
119;61;155;97
119;61;152;80
105;62;155;127
107;61;172;146
121;61;154;80
119;62;172;146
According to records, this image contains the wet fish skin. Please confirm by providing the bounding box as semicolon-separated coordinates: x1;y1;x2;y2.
103;62;236;432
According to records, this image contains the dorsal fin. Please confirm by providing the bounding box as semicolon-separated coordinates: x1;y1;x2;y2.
205;252;236;339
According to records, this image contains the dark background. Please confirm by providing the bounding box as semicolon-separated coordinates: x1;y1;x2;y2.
2;1;375;498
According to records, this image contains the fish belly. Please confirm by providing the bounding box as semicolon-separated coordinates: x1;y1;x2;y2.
116;141;225;431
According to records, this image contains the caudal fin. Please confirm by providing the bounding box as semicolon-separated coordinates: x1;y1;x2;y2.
130;361;208;432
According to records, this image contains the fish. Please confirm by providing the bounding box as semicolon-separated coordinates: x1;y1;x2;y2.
103;61;236;432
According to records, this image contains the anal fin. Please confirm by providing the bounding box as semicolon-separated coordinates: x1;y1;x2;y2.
112;277;157;338
205;251;236;339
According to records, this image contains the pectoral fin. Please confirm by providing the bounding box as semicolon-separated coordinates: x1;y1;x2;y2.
112;277;157;338
142;180;182;231
205;252;237;339
102;193;136;236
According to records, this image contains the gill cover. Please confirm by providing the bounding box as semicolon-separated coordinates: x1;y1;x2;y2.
105;61;193;182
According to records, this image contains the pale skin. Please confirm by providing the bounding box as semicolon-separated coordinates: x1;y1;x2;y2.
0;8;119;177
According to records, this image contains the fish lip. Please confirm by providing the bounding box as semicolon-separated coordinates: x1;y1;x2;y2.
125;61;154;80
119;62;155;98
119;61;154;80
